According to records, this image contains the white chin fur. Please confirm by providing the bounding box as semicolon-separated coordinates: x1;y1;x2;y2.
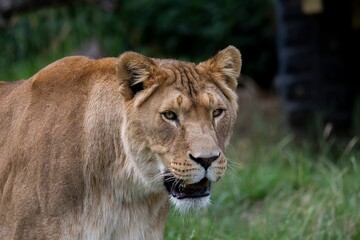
170;196;211;213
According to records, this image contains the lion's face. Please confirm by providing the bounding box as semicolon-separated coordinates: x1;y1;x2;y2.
117;46;240;211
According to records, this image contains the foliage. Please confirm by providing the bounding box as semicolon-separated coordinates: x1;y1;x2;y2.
0;0;276;87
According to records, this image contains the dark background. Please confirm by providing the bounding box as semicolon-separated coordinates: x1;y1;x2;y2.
1;0;359;135
0;0;276;90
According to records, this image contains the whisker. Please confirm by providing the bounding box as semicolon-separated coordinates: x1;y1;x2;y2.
164;177;176;183
151;173;168;183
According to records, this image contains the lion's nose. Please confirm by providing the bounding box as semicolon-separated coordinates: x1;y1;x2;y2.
189;153;220;170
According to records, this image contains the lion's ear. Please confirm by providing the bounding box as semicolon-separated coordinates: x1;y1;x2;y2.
199;46;241;91
117;51;158;96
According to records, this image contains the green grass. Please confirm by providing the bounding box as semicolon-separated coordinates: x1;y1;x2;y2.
164;95;360;240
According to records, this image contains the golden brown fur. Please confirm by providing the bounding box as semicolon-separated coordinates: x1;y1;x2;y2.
0;46;241;239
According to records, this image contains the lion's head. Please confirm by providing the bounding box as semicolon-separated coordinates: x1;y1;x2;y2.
116;46;240;211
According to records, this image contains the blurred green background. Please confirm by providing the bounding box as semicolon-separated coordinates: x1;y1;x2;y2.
0;0;276;89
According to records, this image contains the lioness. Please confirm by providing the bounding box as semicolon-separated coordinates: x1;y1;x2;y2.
0;46;240;239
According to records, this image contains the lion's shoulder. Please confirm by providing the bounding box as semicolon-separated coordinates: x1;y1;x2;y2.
31;56;117;88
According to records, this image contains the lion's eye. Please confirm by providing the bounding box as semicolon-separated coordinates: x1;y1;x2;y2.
213;109;224;118
162;111;178;121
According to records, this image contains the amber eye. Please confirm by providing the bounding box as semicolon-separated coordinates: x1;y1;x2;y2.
213;109;224;118
162;111;178;121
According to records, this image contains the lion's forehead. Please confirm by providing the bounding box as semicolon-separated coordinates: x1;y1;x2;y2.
157;63;225;106
160;89;224;113
161;63;207;97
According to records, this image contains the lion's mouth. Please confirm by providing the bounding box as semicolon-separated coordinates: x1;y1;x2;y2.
163;173;211;199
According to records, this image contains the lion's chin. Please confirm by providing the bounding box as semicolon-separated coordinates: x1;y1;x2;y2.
170;195;210;213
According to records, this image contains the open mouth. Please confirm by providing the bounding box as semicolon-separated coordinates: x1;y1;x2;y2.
163;173;211;199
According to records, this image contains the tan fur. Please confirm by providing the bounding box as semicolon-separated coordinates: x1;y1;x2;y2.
0;46;241;239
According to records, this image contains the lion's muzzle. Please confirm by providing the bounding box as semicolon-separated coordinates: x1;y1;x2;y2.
189;152;220;170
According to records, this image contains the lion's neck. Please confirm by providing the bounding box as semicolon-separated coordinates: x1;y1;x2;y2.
64;153;169;240
81;186;168;240
80;141;169;238
77;88;169;239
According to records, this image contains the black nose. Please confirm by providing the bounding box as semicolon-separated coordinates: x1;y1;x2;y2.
189;153;220;170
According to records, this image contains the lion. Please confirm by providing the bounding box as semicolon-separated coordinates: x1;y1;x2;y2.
0;46;241;239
